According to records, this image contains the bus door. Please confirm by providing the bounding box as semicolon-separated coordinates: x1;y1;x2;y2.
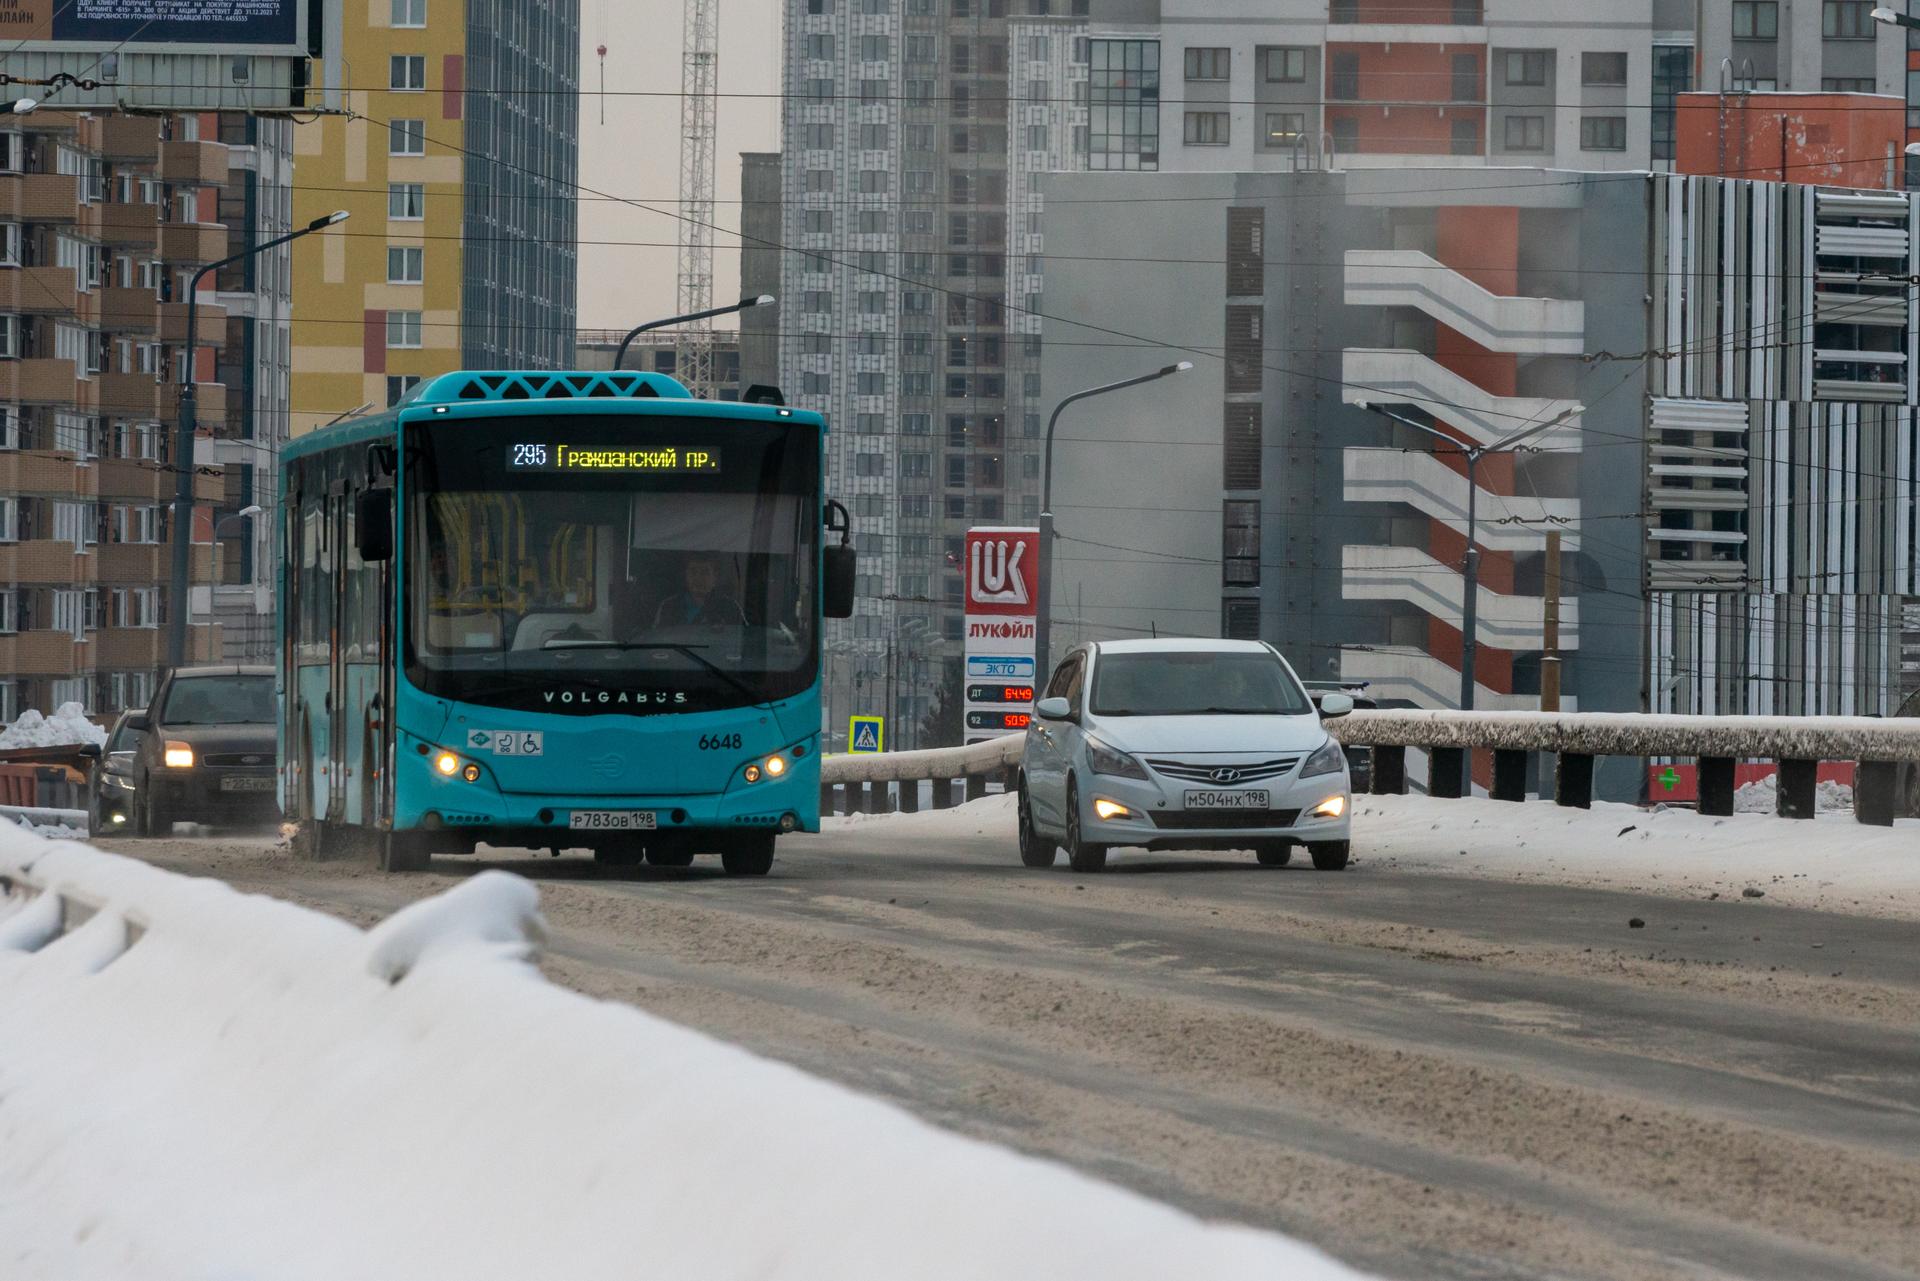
326;479;350;822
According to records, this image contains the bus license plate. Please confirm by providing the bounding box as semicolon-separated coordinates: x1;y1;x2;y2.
568;810;657;831
1184;789;1270;810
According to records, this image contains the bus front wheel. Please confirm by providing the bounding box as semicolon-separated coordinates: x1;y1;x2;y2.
381;831;432;873
720;834;775;877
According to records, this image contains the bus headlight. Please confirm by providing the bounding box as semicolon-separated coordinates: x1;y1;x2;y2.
163;742;193;769
744;764;762;783
765;754;786;777
745;753;790;784
434;752;460;777
462;763;482;783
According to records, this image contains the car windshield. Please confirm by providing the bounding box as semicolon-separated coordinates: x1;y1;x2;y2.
1090;651;1313;717
107;721;146;753
162;676;276;725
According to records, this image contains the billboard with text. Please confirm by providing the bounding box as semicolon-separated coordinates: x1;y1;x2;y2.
962;527;1039;743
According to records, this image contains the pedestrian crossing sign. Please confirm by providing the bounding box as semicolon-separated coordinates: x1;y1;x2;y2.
849;716;884;754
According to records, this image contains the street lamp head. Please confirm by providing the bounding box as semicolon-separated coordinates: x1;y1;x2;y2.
1871;7;1899;22
1905;141;1920;156
306;210;350;232
236;504;263;519
745;294;776;308
1351;398;1373;411
8;98;36;115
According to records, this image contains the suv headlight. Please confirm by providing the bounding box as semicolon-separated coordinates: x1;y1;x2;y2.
1300;737;1347;779
1086;735;1148;780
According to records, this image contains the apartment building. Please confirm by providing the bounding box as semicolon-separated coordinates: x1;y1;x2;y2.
574;329;745;399
780;0;1089;738
291;0;580;435
1041;163;1920;799
1087;0;1670;172
0;109;292;722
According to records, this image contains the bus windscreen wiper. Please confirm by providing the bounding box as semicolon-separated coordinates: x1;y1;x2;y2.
542;640;769;707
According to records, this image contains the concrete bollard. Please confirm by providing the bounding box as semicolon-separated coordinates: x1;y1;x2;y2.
898;778;919;813
1855;759;1896;827
1490;750;1527;802
1554;752;1594;809
1428;747;1467;799
1776;758;1816;820
1698;757;1735;817
837;783;858;817
1370;744;1407;795
965;773;987;802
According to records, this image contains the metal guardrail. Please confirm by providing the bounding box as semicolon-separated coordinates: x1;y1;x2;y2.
818;735;1022;816
1327;709;1920;825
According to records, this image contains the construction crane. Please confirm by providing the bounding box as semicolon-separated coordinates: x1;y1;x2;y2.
676;0;718;399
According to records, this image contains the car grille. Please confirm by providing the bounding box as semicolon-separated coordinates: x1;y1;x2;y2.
1144;756;1301;785
1149;808;1302;830
201;753;273;768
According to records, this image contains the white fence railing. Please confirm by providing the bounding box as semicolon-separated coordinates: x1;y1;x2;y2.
819;735;1022;815
0;823;1367;1280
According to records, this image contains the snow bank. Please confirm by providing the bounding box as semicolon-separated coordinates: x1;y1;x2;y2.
827;792;1920;920
1733;774;1854;814
0;702;105;750
1331;708;1920;762
0;823;1371;1281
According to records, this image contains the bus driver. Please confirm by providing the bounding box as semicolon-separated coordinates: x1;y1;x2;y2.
653;553;747;628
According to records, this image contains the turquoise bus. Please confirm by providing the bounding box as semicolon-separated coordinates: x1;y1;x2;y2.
277;369;853;874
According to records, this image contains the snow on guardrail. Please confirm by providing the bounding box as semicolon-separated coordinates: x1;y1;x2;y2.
0;823;1371;1281
1328;709;1920;761
820;732;1022;784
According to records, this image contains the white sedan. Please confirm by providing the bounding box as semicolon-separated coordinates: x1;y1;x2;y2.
1017;638;1353;873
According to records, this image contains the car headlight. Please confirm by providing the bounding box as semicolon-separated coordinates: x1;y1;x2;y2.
1086;735;1148;780
163;741;194;769
1300;737;1347;779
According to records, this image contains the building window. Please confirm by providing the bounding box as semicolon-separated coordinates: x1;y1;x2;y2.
1184;111;1230;145
389;55;425;91
0;222;17;267
386;374;421;405
1651;43;1692;161
1823;0;1874;37
388;182;425;219
1579;115;1626;151
1503;114;1546;151
386;310;423;348
1328;50;1359;99
1184;47;1229;81
1823;76;1876;92
1221;598;1260;639
388;119;425;155
1329;116;1358;154
1223;404;1260;490
805;33;833;59
1733;1;1778;38
386;245;423;283
1581;52;1627;86
1503;50;1549;87
1089;38;1160;171
1451;117;1479;154
1223;500;1260;587
1263;47;1305;83
392;0;425;24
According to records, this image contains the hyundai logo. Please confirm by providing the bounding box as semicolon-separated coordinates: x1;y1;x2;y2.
1210;767;1241;783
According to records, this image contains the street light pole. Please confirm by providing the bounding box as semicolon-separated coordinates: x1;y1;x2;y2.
1351;400;1574;713
1036;360;1192;683
167;210;348;670
613;295;775;371
1871;8;1920;32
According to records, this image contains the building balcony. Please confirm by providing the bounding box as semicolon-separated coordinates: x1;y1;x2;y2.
157;299;227;345
97;540;217;585
0;630;84;678
157;221;230;264
99;115;161;162
97;457;220;504
0;358;79;404
0;266;78;315
1344;252;1584;354
97;286;160;334
95;202;162;249
1342;349;1582;449
0;450;89;496
1342;447;1581;553
0;539;89;586
1338;648;1567;713
93;627;168;669
98;371;164;422
157;139;231;187
1342;543;1579;651
0;172;80;223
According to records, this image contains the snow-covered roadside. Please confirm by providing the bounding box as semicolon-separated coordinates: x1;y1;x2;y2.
0;702;104;750
830;793;1920;921
0;827;1371;1281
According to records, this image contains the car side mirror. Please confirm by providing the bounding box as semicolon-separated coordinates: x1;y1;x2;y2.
823;544;855;619
77;742;101;758
1318;693;1355;719
1035;696;1071;721
125;711;149;731
355;487;394;562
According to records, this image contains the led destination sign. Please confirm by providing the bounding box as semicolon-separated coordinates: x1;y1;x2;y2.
507;443;722;472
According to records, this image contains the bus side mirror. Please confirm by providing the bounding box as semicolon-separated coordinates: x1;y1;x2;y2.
355;488;394;562
823;545;856;618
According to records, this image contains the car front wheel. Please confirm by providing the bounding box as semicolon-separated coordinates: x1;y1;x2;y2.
1255;840;1293;867
1064;777;1108;874
1309;840;1349;871
1017;779;1056;868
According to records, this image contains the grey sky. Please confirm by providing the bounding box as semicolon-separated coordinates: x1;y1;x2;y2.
576;0;782;333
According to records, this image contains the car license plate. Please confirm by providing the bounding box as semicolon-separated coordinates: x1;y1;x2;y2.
219;776;276;793
568;810;657;831
1184;789;1270;810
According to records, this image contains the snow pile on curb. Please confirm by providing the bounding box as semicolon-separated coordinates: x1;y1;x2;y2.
1732;774;1854;814
0;702;105;750
0;825;1371;1281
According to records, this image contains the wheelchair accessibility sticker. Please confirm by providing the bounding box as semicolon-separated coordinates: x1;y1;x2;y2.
468;730;544;756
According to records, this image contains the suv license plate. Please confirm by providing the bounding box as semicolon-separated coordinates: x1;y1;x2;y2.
219;776;276;793
1184;789;1270;810
568;810;657;831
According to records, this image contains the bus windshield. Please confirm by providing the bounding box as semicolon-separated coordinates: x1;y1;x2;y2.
403;414;819;715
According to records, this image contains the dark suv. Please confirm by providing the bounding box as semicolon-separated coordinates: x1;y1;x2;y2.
127;666;279;835
81;708;150;836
